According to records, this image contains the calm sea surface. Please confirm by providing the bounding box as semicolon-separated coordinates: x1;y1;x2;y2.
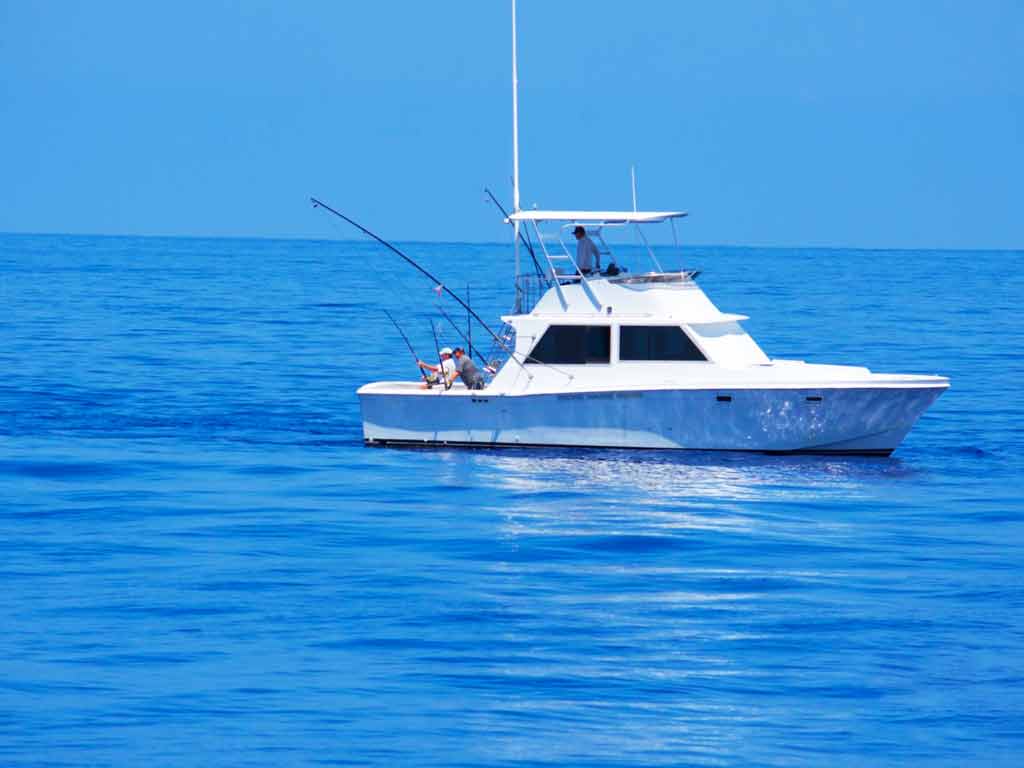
1;233;1022;766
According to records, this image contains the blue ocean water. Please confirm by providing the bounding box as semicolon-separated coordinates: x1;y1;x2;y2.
1;232;1022;766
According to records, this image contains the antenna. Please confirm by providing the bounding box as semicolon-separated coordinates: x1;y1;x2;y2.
631;164;638;212
511;0;522;312
511;0;520;215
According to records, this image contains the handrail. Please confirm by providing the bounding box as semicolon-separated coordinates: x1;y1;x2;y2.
632;223;664;272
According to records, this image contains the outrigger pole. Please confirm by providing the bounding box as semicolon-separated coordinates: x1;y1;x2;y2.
310;196;533;379
484;186;547;282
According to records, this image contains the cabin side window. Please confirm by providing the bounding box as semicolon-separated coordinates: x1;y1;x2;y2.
619;325;707;361
527;325;610;364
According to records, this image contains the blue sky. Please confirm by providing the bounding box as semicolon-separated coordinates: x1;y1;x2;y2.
2;1;1021;248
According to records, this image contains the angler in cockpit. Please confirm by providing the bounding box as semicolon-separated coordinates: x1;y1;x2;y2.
417;347;456;389
452;347;486;390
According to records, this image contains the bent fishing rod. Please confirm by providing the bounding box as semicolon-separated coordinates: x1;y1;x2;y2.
310;196;532;378
383;309;429;385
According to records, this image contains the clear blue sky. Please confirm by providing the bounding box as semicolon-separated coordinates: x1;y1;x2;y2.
2;1;1021;248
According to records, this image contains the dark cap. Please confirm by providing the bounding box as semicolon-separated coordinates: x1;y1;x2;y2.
573;225;585;236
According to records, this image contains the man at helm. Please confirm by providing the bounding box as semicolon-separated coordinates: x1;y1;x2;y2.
573;225;601;275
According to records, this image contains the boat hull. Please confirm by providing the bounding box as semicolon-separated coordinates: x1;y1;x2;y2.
358;384;946;456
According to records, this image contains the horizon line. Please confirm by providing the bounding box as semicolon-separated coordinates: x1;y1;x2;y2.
0;229;1020;254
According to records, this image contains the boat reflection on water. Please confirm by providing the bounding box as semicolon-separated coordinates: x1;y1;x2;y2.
444;445;861;557
462;447;907;501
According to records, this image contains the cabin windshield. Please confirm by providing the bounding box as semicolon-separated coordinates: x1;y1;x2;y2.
523;324;708;367
526;325;610;365
620;326;707;362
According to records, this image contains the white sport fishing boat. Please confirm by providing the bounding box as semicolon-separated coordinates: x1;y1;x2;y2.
356;2;948;456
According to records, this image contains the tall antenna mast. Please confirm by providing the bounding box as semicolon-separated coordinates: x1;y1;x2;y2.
511;0;522;312
631;164;638;212
511;0;521;216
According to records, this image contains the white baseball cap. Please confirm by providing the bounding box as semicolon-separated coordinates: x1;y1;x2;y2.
440;347;453;356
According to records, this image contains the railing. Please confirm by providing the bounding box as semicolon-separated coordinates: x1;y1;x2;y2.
515;274;549;314
482;321;518;375
515;268;700;312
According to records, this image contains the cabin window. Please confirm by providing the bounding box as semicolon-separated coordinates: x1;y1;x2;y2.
619;325;707;361
527;325;610;364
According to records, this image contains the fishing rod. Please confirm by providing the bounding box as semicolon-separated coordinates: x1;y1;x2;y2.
429;319;451;391
383;308;429;385
310;196;532;379
484;186;547;281
435;303;479;364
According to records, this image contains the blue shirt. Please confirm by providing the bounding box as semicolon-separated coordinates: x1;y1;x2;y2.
576;234;600;273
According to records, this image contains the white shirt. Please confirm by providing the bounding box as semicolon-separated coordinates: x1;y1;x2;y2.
440;357;456;383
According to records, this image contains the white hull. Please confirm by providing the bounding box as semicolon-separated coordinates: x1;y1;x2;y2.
358;381;946;456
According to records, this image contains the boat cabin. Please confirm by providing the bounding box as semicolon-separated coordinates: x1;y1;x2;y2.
481;210;770;391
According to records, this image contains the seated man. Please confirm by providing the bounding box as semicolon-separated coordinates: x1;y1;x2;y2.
452;347;485;390
417;347;456;389
572;225;601;275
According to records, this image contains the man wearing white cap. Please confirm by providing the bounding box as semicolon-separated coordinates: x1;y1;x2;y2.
417;347;456;389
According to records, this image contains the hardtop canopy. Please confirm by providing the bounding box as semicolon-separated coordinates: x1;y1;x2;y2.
505;210;688;224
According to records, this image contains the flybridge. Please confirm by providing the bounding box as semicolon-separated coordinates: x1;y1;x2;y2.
508;207;693;315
